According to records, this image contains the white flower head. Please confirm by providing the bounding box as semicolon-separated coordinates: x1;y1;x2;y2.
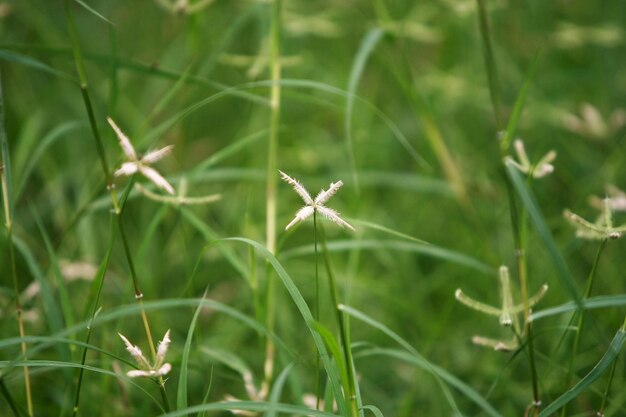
507;139;556;179
118;330;172;378
108;117;175;195
280;170;355;231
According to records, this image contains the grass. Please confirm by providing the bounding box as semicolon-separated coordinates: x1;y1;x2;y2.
1;1;626;416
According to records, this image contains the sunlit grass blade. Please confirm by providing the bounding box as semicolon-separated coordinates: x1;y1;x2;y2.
537;329;626;417
345;28;385;190
73;0;114;25
351;219;431;244
362;405;385;417
531;295;626;322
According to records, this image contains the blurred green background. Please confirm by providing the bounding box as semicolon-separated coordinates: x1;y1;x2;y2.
1;1;626;416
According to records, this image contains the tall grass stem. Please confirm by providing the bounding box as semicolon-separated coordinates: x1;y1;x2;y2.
318;224;359;417
1;73;33;417
263;0;283;394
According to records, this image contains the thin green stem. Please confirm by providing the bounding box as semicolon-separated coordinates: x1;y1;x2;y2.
318;223;358;417
263;0;282;394
116;177;169;412
314;211;321;411
63;0;119;213
476;0;503;130
72;215;116;417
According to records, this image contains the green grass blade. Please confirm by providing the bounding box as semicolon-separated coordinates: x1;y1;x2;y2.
532;295;626;322
201;347;253;380
0;360;163;410
14;121;82;202
341;305;463;415
265;363;295;417
73;0;114;25
12;237;69;361
190;129;268;176
0;49;75;82
362;405;385;417
361;347;501;417
476;0;502;129
538;329;626;417
500;50;541;153
312;321;349;397
351;219;431;244
223;237;349;417
177;290;208;410
159;401;339;417
31;206;76;333
181;208;248;279
0;336;132;367
345;28;385;190
505;161;582;306
282;239;494;275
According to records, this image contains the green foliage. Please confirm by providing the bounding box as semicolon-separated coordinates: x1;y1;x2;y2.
1;1;626;416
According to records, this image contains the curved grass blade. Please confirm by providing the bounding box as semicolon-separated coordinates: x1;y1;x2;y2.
0;336;132;368
223;237;349;417
14;121;82;201
341;304;501;417
531;295;626;322
177;290;208;410
362;405;385;417
265;363;295;417
159;400;339;417
537;329;626;417
181;208;248;279
360;347;500;417
0;360;163;410
312;321;349;398
345;28;385;190
282;239;494;275
0;49;75;82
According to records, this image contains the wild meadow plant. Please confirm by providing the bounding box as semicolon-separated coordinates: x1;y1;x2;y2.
2;1;626;417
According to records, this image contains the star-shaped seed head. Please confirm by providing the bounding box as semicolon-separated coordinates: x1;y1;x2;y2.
108;117;175;195
118;330;172;378
507;139;556;179
280;170;354;231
